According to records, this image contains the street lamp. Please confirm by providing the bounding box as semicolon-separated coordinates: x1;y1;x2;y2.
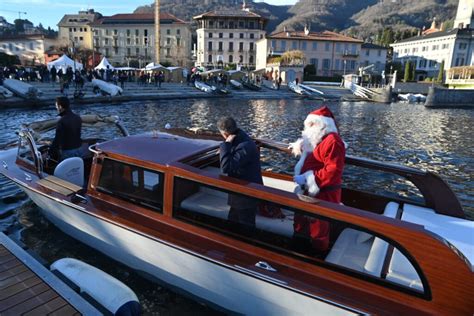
343;60;347;76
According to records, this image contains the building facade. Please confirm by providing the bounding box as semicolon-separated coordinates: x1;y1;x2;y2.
58;9;102;50
360;43;388;73
391;0;474;81
91;13;192;68
193;9;267;70
256;29;364;77
0;35;58;65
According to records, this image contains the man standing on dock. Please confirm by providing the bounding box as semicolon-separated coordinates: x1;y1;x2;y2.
218;117;263;230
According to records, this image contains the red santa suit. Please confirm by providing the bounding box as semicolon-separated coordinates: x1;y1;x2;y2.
291;106;345;252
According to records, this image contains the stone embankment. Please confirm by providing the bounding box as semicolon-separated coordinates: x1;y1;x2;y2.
0;81;353;109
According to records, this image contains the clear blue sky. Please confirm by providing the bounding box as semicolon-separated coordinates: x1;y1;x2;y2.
0;0;298;29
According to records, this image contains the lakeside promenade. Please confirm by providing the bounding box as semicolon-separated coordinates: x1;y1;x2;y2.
0;81;354;109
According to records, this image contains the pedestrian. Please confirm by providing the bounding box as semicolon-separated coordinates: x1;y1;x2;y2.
277;76;282;90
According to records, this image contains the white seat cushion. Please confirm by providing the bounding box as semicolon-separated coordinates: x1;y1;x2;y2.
386;249;423;291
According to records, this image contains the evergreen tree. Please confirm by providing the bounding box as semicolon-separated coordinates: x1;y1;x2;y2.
411;61;417;81
437;60;445;83
404;61;411;82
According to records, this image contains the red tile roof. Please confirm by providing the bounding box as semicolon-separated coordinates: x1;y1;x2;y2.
268;30;363;43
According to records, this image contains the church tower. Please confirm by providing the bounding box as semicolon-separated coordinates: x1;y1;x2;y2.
454;0;474;29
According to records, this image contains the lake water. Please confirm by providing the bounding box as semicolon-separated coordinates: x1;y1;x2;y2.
0;98;472;313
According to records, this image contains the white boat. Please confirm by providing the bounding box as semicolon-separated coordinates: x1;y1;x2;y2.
288;81;309;95
299;83;325;96
230;79;243;89
398;93;426;103
194;80;214;93
3;78;42;99
91;79;123;97
0;85;14;98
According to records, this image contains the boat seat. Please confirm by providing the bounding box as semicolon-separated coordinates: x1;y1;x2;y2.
54;157;84;188
180;186;295;237
385;249;423;291
326;202;400;276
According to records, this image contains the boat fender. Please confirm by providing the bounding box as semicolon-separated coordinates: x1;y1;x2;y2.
50;258;140;315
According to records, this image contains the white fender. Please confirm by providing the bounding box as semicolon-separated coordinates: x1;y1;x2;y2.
51;258;140;315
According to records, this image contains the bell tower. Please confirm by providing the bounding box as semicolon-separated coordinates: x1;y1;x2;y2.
454;0;474;29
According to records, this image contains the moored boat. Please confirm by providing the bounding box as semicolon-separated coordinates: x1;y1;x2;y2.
241;77;261;91
230;79;243;89
91;79;123;97
288;81;310;95
3;78;42;99
0;85;14;99
194;80;214;93
0;120;473;315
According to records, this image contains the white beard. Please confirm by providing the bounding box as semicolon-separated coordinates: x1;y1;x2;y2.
301;124;326;152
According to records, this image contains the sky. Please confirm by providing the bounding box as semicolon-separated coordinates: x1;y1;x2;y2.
0;0;298;29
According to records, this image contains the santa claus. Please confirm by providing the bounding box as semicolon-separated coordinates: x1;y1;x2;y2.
289;106;345;252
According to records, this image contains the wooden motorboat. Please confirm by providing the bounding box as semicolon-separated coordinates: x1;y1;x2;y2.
0;121;473;315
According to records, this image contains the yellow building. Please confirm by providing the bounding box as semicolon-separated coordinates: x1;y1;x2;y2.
57;9;101;50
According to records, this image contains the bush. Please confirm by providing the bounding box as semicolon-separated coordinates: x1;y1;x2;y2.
0;52;20;67
424;77;432;82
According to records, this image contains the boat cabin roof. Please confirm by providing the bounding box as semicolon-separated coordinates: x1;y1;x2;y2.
96;133;219;165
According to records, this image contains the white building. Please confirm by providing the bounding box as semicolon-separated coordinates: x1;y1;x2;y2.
256;28;364;77
91;13;192;68
360;43;388;73
193;9;267;70
0;35;57;65
391;0;474;80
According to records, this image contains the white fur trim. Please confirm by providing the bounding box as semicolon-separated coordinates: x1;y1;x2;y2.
304;114;338;134
294;151;307;175
343;141;349;149
289;138;304;157
303;170;320;197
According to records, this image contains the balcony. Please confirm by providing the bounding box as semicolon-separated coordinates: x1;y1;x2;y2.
342;51;359;58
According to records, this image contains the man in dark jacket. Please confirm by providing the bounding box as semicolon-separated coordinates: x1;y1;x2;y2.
218;117;263;228
49;96;82;161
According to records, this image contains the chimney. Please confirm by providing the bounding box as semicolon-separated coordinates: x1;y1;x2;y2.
304;24;310;36
431;17;437;30
417;28;421;36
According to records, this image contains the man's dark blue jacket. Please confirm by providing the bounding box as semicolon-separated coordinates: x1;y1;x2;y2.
219;129;263;185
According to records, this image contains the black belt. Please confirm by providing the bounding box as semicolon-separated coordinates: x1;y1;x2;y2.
319;185;342;193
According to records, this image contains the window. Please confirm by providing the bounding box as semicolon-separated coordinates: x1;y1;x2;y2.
73;28;76;32
105;48;109;57
249;55;254;64
240;33;244;39
79;28;83;32
166;48;170;57
336;43;341;52
249;43;254;51
127;38;131;45
29;42;34;50
229;55;233;63
172;177;426;294
177;38;181;46
250;33;254;39
239;42;244;51
135;29;139;36
144;29;148;37
432;45;439;51
166;29;170;35
79;37;83;41
271;40;277;50
459;42;467;49
292;41;298;49
208;41;213;50
127;48;131;56
219;33;223;38
208;55;212;63
325;42;330;51
208;32;213;38
365;49;370;56
136;47;139;55
106;29;109;36
114;47;118;54
167;38;171;45
312;42;317;50
302;41;307;50
281;40;286;51
218;42;223;51
69;27;72;32
105;38;109;45
230;33;234;39
127;29;131;36
114;29;118;36
378;49;382;57
97;159;164;212
249;21;255;29
429;60;437;68
177;29;180;35
323;58;331;69
442;43;449;49
135;38;139;45
335;59;340;70
310;58;318;69
351;44;357;54
229;42;234;52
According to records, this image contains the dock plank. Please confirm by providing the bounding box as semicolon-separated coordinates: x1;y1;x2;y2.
0;283;49;312
0;257;22;272
0;269;35;288
0;264;28;281
1;288;58;315
48;304;80;316
24;296;69;315
0;275;43;300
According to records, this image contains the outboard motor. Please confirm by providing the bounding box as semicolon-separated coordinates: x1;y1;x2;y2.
51;258;141;315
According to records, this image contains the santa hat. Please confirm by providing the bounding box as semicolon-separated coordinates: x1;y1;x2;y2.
304;106;338;133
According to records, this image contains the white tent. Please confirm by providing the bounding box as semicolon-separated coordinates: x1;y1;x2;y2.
95;57;114;70
47;55;83;72
144;62;165;71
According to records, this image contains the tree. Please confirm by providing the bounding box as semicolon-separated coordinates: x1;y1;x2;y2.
304;64;316;76
437;60;445;83
404;61;411;82
411;61;417;81
0;52;20;66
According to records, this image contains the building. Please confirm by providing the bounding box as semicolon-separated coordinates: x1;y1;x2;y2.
193;8;267;70
360;43;389;74
390;0;474;81
256;28;364;77
91;13;192;68
58;9;102;50
0;34;58;65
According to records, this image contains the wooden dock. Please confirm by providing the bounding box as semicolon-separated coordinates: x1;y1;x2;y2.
0;232;100;315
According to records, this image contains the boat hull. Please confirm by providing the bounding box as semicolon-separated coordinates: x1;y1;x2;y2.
18;183;357;316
